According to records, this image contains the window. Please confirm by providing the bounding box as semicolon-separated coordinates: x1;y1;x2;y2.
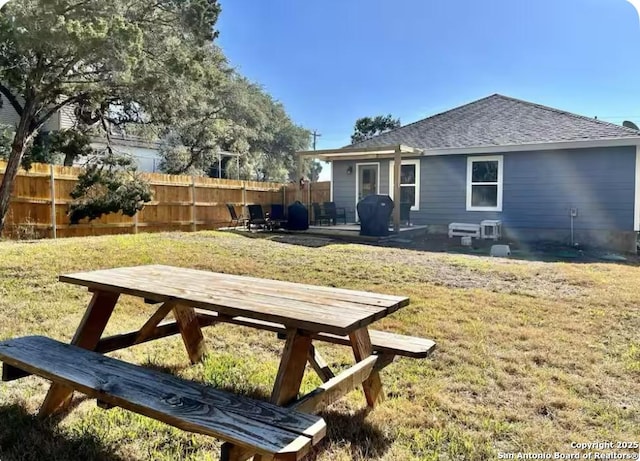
466;155;503;211
389;159;420;210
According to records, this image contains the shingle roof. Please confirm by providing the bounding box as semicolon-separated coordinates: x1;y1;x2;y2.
348;94;640;150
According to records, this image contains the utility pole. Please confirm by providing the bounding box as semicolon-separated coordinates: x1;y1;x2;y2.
311;130;321;150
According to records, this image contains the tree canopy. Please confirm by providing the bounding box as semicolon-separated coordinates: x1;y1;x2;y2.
351;114;401;144
157;74;314;182
0;0;316;231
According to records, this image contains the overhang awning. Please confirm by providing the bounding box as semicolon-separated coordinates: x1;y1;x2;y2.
296;144;423;161
296;144;423;234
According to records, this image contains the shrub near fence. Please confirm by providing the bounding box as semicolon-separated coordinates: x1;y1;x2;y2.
0;161;331;239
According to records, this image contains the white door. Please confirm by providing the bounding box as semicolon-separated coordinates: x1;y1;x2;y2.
355;163;380;220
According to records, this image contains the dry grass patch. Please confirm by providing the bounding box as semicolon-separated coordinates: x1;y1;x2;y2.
0;231;639;460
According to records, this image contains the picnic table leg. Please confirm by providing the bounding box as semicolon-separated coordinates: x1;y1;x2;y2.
349;327;385;408
221;329;312;461
307;344;335;383
39;291;120;417
173;305;206;364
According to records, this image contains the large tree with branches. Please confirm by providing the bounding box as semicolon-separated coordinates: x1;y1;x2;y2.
0;0;221;232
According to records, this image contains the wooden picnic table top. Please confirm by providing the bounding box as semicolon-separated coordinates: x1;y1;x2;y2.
60;265;410;336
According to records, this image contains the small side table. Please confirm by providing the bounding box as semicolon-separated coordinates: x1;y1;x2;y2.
480;220;502;241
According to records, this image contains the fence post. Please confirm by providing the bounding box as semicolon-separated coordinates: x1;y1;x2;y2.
191;176;197;232
50;164;57;239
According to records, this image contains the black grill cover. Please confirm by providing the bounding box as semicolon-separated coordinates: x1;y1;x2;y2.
287;201;309;230
357;195;394;236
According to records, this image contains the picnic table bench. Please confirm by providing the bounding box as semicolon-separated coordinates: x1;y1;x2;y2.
0;265;436;461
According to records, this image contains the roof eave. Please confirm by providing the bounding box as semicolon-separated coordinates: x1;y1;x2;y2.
299;137;640;161
296;144;423;160
420;136;640;156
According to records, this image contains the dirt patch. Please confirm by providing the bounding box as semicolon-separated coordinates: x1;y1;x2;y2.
192;232;592;300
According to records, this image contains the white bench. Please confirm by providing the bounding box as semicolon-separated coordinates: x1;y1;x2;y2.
480;220;502;241
448;222;481;239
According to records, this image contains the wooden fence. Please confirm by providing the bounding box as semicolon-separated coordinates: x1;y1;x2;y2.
0;162;331;239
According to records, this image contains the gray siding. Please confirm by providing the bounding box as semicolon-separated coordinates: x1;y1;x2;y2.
59;105;77;129
332;160;389;220
0;96;77;131
332;146;637;232
0;95;20;127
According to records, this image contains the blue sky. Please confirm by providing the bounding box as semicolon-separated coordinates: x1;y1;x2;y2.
217;0;640;180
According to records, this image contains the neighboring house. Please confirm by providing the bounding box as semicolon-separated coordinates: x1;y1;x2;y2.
308;94;640;252
0;95;163;172
89;135;162;172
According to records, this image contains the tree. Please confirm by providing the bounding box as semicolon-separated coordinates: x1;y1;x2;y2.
351;114;401;144
68;150;152;224
158;74;314;182
0;0;222;232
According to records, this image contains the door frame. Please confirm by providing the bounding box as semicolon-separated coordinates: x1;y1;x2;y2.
355;162;380;220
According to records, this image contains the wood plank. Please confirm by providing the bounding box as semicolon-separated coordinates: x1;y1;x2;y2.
135;301;178;344
290;355;378;414
95;316;219;354
222;330;314;461
61;270;382;336
61;265;408;306
39;291;119;417
0;336;324;460
307;346;334;383
349;328;384;408
195;312;437;359
271;330;311;406
119;269;390;319
320;329;437;359
173;305;206;364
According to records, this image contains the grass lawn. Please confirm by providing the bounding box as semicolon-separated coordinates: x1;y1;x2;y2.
0;231;639;461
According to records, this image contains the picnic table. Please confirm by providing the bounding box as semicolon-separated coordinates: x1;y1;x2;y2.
0;265;436;461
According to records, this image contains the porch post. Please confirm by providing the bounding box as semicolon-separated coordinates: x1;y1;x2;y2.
393;145;402;233
296;154;303;203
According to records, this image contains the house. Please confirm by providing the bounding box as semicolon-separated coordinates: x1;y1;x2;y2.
0;96;163;172
299;94;640;252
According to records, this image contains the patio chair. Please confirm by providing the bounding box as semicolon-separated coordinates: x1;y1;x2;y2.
246;204;269;230
390;202;412;227
311;202;331;226
323;201;347;225
226;204;246;229
269;204;287;228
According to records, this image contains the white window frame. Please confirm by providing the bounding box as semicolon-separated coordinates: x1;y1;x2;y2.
388;159;420;211
466;155;503;212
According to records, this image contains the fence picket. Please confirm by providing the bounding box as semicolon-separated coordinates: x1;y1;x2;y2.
0;162;330;239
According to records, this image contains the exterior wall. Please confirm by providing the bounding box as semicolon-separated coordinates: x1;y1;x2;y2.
58;105;77;129
332;146;638;251
0;95;20;127
90;141;162;172
332;159;389;222
0;95;76;131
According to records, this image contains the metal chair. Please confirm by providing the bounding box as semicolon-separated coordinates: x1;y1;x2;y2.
311;202;331;226
226;204;246;229
246;204;269;230
323;202;347;225
270;204;287;228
